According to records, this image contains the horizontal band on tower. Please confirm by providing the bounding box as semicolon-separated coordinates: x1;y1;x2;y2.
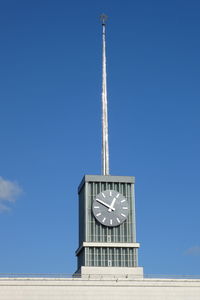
76;242;140;256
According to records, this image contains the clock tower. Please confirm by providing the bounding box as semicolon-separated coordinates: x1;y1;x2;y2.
75;16;143;278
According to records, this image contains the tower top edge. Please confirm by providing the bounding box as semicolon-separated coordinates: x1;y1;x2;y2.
78;175;135;192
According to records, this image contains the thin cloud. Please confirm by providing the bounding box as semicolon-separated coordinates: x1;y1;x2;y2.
0;177;23;212
185;246;200;256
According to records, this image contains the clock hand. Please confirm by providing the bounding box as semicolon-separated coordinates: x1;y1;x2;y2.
96;199;115;211
108;197;117;212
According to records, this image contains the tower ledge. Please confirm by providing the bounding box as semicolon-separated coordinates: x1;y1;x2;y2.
75;266;144;279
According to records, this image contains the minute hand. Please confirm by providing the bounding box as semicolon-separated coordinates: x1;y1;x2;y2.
96;199;115;211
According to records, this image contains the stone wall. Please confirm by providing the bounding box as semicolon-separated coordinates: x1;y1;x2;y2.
0;277;200;300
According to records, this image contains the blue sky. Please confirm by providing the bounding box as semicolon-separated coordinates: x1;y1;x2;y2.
0;0;200;276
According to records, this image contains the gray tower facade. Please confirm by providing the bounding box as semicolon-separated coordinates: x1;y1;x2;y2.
75;175;142;276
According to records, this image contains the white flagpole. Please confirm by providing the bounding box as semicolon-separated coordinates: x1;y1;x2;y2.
101;14;109;175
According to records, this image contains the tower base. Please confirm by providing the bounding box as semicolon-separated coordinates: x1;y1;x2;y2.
74;266;144;279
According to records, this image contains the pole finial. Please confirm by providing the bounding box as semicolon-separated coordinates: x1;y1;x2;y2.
100;14;108;25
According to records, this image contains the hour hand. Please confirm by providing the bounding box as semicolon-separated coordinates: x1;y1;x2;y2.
96;198;115;211
108;197;116;212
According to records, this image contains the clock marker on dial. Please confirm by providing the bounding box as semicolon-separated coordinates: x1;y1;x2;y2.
121;213;126;217
96;213;101;217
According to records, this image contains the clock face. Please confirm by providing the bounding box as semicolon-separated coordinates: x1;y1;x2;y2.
92;190;129;227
